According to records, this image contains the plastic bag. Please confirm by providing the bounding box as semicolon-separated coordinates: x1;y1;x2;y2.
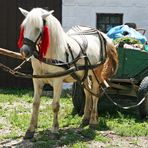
107;25;147;44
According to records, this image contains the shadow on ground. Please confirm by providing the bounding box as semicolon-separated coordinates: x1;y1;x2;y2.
2;126;107;148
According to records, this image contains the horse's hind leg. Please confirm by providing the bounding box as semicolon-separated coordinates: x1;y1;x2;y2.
89;79;100;128
51;79;63;133
80;78;92;127
24;80;43;139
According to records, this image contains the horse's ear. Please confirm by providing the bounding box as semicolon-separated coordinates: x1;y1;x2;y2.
19;7;29;17
42;10;54;19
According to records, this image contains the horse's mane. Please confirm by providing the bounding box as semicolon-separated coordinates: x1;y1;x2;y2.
22;8;44;29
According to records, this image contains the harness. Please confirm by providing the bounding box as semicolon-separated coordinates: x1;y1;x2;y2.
68;26;107;82
22;24;107;82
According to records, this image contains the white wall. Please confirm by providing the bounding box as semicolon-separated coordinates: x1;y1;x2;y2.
62;0;148;37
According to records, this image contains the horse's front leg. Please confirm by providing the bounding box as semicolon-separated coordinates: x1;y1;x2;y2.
51;80;63;133
24;79;43;139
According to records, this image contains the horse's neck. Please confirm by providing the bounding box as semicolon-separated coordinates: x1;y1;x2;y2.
45;16;67;61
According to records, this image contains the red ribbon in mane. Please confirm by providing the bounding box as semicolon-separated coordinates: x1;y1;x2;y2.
39;25;50;59
18;25;50;59
18;25;24;49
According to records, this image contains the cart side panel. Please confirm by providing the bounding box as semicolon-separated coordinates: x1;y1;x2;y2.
114;47;148;82
113;47;125;78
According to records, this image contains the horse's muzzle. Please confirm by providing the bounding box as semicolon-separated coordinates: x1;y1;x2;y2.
20;45;33;58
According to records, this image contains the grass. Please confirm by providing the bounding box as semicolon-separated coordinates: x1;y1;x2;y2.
106;112;148;136
0;88;148;147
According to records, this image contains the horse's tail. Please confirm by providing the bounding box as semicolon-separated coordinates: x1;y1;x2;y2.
100;41;118;81
107;41;118;76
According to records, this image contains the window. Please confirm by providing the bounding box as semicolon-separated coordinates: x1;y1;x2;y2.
96;13;123;33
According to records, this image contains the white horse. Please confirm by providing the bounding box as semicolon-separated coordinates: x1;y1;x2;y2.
18;7;118;139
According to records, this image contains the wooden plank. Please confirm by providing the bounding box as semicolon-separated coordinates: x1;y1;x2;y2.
0;48;23;60
109;78;134;83
109;82;130;90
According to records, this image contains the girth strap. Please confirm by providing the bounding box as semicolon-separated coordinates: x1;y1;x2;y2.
67;42;89;82
33;50;85;70
67;25;90;82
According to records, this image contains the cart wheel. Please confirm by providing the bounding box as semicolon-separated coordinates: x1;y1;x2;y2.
72;82;85;116
137;76;148;119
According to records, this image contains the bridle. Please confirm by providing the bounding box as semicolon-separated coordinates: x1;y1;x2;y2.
23;36;41;58
21;20;46;58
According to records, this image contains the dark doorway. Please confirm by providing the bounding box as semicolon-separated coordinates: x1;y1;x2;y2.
0;0;62;88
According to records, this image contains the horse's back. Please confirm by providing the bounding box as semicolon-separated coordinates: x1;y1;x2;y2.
67;26;107;64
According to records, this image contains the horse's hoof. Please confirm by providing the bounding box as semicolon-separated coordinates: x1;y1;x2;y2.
79;118;89;128
89;124;98;129
23;130;35;139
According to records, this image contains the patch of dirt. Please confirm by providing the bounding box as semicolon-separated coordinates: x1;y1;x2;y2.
0;117;12;136
99;131;148;148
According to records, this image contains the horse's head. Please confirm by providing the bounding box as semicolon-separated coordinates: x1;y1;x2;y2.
18;8;54;59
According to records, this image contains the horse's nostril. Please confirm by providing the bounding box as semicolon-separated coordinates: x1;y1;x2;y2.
24;50;30;57
20;45;31;58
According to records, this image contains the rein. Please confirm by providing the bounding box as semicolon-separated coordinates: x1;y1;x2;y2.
102;88;147;109
1;57;144;110
0;59;104;79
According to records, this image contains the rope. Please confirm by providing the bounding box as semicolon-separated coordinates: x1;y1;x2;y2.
14;57;31;71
